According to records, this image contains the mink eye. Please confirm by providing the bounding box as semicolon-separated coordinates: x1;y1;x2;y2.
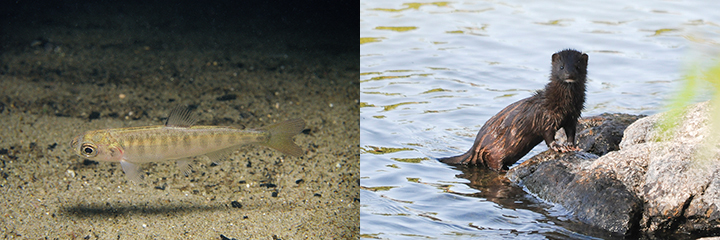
559;65;564;70
81;143;98;157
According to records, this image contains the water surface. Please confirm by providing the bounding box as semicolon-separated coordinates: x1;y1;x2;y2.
360;0;719;238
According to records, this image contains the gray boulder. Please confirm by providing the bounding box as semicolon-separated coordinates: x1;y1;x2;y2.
508;101;720;237
595;101;720;234
507;113;645;236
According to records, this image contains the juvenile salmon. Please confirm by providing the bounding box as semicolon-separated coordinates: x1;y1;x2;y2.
70;107;305;182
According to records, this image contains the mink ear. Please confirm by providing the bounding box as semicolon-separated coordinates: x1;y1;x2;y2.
581;53;588;64
552;53;559;62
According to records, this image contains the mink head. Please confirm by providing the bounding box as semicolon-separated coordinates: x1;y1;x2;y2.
550;49;588;84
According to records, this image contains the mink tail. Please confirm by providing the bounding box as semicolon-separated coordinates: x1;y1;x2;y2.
438;149;473;165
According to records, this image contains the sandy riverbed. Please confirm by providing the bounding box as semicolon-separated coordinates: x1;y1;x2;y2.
0;1;358;239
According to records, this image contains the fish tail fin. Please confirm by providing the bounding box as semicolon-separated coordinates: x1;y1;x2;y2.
260;119;305;157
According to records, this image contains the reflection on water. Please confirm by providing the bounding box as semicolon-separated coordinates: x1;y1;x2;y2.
449;166;621;239
450;166;531;208
361;0;719;238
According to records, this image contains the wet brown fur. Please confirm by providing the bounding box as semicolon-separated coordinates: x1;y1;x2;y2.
440;49;588;171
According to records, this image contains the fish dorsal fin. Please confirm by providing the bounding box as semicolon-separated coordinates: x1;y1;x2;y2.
165;107;197;127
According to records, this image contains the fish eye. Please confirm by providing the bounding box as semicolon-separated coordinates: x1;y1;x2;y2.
81;143;98;157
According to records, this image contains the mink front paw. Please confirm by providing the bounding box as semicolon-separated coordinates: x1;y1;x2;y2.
549;142;580;153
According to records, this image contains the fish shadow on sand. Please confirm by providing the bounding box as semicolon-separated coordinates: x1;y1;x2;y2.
59;202;228;218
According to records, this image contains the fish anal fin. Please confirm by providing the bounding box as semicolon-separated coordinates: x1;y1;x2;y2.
120;160;143;183
165;106;198;127
205;147;241;163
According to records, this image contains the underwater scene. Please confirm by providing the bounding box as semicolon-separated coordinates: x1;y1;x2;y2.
0;1;358;238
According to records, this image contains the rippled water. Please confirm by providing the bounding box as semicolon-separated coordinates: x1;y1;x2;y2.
360;0;719;239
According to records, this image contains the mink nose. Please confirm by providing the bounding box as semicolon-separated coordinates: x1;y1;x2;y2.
560;70;576;81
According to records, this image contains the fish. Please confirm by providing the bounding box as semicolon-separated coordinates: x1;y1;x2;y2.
70;107;305;182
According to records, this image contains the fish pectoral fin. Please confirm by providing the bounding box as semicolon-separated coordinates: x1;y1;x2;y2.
120;160;143;183
176;159;193;176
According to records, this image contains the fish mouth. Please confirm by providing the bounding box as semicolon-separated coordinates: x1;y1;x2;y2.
564;79;576;83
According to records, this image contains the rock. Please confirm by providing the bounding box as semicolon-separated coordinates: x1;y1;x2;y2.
591;101;720;235
508;101;720;237
507;149;642;236
556;113;645;156
508;114;645;235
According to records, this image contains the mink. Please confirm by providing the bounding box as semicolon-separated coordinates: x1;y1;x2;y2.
439;49;588;171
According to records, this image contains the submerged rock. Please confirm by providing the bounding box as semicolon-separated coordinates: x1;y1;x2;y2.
508;102;720;237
